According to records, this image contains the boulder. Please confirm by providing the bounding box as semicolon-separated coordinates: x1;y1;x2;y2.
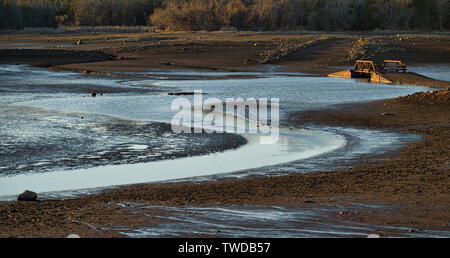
17;190;37;201
367;234;381;238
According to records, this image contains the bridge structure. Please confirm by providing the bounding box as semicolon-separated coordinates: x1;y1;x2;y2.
327;59;407;84
353;60;377;74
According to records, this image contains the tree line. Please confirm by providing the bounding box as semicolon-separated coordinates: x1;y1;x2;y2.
1;0;448;31
0;0;160;29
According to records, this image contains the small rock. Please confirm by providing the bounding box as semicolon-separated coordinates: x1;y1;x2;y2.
17;190;37;201
91;91;97;97
67;234;81;238
76;40;83;45
367;234;381;238
380;112;392;116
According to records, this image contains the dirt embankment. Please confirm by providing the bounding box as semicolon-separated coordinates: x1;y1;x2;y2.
344;34;450;66
0;32;448;76
383;72;450;89
0;49;116;68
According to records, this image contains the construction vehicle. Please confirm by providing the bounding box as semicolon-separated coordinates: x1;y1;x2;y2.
381;60;407;73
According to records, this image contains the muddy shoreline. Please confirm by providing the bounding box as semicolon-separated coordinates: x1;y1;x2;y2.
0;32;448;238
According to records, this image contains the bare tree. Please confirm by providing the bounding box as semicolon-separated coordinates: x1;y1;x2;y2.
374;0;415;30
435;0;449;30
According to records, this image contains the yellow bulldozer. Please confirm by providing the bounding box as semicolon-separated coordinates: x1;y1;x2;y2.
380;60;407;73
